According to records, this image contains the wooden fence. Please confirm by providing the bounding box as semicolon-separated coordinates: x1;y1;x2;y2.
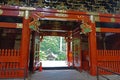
97;50;120;74
0;49;26;79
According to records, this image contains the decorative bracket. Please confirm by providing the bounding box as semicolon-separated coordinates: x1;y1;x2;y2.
80;22;92;34
29;19;40;31
79;16;92;34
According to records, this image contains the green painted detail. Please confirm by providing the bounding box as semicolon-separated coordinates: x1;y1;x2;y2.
30;25;35;30
84;28;91;33
80;24;92;34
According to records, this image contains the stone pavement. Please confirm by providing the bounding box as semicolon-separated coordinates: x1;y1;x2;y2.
0;69;97;80
29;70;97;80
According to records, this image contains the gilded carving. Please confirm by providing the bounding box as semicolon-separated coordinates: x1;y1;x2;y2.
96;28;101;32
25;10;29;19
95;16;100;22
0;9;3;15
55;13;68;17
17;23;23;28
111;18;116;22
57;10;67;13
18;11;24;17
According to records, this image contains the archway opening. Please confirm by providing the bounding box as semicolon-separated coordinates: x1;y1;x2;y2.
40;36;68;68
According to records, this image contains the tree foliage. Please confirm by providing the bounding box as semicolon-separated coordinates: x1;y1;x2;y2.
40;36;66;60
40;36;60;54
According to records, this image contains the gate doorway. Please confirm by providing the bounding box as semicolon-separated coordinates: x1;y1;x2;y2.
40;36;68;68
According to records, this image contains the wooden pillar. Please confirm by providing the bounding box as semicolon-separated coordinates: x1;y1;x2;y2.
66;31;72;67
88;15;97;75
20;10;30;72
29;31;35;72
67;37;71;66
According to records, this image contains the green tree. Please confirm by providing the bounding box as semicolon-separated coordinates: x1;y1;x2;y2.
40;36;60;54
40;36;66;60
56;51;66;60
39;50;47;60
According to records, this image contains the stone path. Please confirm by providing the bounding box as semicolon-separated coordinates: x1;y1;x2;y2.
30;70;97;80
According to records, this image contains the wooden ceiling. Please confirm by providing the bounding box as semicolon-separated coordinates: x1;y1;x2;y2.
39;20;81;32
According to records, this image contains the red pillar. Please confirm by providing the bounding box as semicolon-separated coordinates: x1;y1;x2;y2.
66;32;72;67
20;10;30;73
88;22;97;75
67;38;71;67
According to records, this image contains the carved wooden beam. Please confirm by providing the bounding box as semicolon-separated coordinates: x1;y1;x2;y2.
0;22;22;28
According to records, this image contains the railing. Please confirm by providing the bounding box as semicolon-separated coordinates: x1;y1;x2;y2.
0;49;20;56
0;49;25;79
97;50;120;56
0;68;26;80
97;66;120;80
97;50;120;74
0;49;20;69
